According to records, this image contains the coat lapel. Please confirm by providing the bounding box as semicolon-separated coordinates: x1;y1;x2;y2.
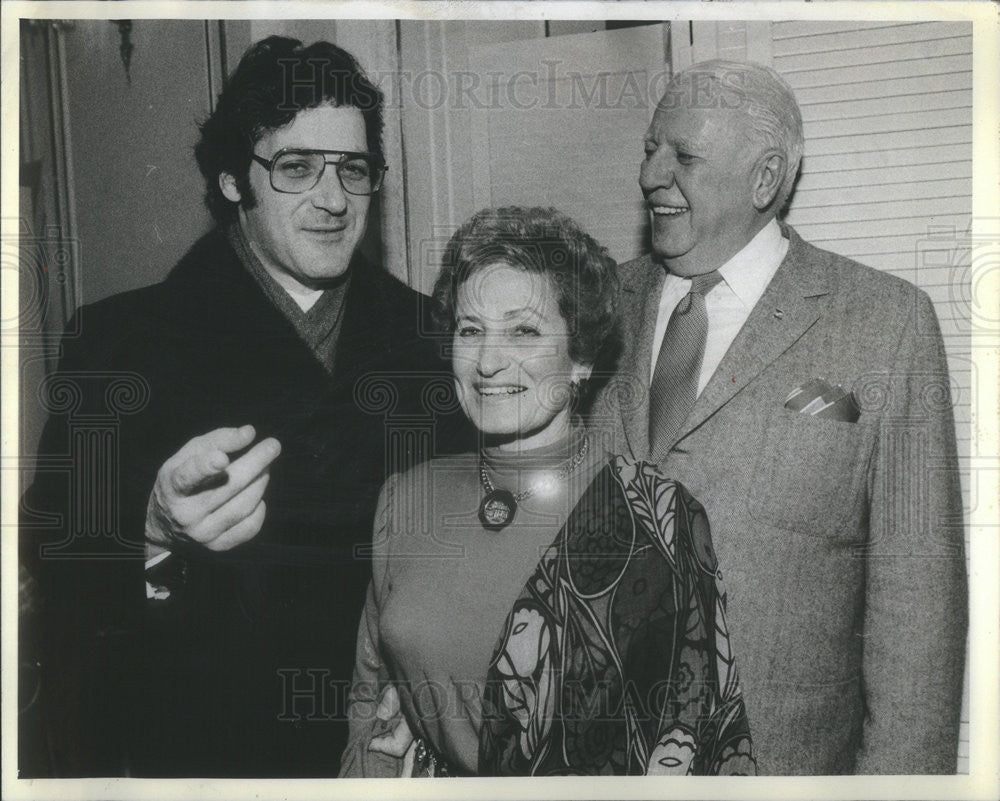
617;255;666;459
330;254;410;388
663;227;832;454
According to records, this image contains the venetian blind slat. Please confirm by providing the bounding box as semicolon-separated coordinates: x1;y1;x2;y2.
794;214;969;242
802;107;971;139
777;35;970;75
790;55;971;91
815;233;965;259
790;197;971;226
794;71;972;105
805;143;970;174
801;88;973;123
796;163;970;191
773;21;971;57
774;21;919;39
793;177;970;207
806;125;970;158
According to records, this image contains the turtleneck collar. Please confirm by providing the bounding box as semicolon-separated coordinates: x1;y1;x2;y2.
479;420;608;501
482;420;587;467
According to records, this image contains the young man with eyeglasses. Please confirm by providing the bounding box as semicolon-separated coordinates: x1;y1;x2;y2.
21;37;466;777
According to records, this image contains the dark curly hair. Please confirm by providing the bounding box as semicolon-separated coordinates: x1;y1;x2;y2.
432;207;620;368
194;36;384;224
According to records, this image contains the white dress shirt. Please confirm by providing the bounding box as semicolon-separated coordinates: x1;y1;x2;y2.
650;219;789;395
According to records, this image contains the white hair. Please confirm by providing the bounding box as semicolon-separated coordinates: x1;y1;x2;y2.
663;59;804;211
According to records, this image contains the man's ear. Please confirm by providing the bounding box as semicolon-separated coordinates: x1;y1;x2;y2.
219;172;242;203
751;152;785;211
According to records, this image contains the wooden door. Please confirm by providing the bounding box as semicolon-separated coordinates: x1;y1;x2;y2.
400;22;668;293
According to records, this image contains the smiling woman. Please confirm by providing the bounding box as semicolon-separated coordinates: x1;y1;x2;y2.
340;207;758;777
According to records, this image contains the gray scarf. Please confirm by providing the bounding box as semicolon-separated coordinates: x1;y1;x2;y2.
228;224;351;375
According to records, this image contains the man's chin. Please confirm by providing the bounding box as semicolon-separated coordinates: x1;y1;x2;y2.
650;238;691;264
650;223;690;253
652;245;710;278
302;247;354;280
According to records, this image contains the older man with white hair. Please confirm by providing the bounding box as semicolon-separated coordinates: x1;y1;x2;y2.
592;59;966;774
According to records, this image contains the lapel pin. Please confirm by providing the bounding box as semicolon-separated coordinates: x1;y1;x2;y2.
774;308;784;320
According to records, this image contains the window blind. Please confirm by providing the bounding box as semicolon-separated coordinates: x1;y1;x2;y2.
773;22;973;772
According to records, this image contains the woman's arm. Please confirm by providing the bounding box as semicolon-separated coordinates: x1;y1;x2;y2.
338;584;407;777
338;478;408;778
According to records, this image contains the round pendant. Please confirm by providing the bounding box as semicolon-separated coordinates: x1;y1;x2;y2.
479;489;517;531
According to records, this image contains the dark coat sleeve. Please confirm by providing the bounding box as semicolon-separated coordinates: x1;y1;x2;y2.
19;295;155;776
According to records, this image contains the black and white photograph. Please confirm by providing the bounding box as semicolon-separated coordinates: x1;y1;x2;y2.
3;1;998;799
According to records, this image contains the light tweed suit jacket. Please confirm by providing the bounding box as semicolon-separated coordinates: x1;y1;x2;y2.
589;224;967;775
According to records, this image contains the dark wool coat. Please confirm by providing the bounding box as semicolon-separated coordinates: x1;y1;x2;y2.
20;228;470;777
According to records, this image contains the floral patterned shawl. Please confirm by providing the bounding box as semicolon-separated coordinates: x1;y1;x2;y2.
477;458;756;776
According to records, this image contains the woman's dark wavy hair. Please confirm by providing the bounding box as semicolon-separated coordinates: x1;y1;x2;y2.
432;207;620;368
194;36;384;224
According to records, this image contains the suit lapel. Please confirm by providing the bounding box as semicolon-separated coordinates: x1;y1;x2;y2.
665;227;832;452
617;255;666;459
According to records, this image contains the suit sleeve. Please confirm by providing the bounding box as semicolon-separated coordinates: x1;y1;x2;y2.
856;290;967;773
338;477;405;778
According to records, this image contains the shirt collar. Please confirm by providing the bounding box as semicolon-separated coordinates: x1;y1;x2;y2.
717;218;788;309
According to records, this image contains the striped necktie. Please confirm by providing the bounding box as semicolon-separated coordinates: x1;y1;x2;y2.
649;270;724;456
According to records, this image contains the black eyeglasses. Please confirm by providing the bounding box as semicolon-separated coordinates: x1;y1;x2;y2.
251;148;387;196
